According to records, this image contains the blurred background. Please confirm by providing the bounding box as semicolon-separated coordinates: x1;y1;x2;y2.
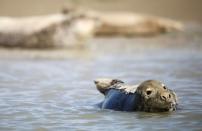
0;0;202;23
0;1;202;131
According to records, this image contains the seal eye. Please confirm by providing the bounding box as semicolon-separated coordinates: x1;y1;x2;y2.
146;90;152;95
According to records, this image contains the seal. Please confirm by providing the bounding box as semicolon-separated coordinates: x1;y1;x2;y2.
94;79;178;112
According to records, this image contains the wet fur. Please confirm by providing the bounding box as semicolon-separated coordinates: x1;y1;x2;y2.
94;79;178;112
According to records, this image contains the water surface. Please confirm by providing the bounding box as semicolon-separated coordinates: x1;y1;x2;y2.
0;28;202;130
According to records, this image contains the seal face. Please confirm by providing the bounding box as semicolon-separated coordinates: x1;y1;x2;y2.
136;80;178;112
94;79;178;112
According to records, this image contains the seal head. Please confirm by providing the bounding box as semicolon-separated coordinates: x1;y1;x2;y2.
136;80;178;112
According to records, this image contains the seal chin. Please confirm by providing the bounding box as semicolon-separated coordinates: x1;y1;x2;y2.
169;103;177;111
147;106;176;112
148;105;176;112
160;102;177;112
161;101;178;112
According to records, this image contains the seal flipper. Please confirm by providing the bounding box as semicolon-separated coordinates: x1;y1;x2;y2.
94;78;124;95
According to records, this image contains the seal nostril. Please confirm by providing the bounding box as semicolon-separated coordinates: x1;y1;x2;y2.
169;94;171;98
161;96;167;101
163;86;166;89
94;81;98;84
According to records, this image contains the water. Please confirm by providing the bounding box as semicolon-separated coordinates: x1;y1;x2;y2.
0;28;202;130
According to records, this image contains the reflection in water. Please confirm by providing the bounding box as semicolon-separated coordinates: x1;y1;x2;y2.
0;29;202;130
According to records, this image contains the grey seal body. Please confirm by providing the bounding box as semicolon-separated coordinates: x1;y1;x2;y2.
94;79;178;112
